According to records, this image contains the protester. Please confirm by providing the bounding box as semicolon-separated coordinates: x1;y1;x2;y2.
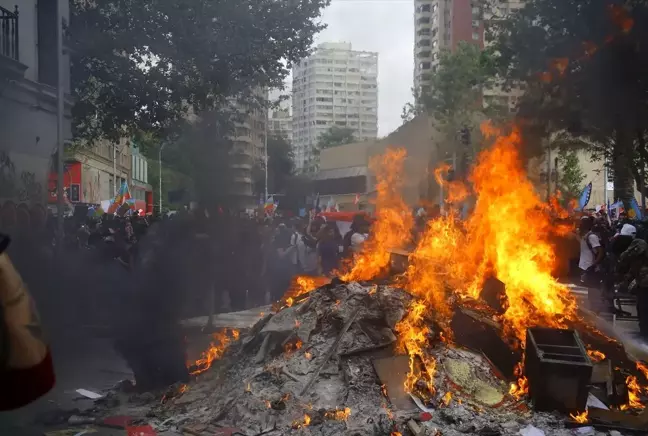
343;214;369;257
317;222;341;276
618;239;648;339
292;219;319;275
0;235;55;410
578;216;607;312
270;221;297;301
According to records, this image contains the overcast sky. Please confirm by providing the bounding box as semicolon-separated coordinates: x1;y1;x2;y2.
288;0;414;137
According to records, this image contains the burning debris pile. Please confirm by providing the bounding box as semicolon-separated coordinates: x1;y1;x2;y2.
87;123;648;435
91;279;645;436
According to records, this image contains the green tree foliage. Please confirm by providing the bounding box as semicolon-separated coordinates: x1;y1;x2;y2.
317;126;357;149
491;0;648;209
421;42;497;129
557;149;586;201
69;0;330;142
253;134;295;195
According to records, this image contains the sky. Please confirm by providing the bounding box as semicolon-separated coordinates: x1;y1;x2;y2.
285;0;414;137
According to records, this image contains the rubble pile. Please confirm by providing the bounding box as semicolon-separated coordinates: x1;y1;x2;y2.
89;281;642;436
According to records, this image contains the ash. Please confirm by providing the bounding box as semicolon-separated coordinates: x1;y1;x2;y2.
94;282;631;436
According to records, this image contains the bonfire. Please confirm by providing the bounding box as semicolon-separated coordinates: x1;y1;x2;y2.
94;123;648;436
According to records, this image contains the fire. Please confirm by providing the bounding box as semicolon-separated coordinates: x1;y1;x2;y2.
277;275;330;308
391;432;402;436
570;410;588;423
395;300;436;397
621;375;645;410
636;361;648;380
190;328;239;375
509;363;529;400
284;339;303;354
381;384;388;397
304;351;312;360
265;400;272;409
178;384;188;394
341;148;413;282
325;407;351;421
441;391;452;406
587;349;606;363
292;414;311;429
434;162;469;204
286;297;294;307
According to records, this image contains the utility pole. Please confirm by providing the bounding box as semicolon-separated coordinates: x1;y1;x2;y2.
546;144;552;202
113;144;118;196
158;142;167;215
603;158;608;207
56;1;65;247
264;109;269;202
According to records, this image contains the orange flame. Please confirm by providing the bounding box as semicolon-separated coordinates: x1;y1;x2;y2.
342;148;413;281
190;329;239;375
570;410;588;423
325;407;351;421
305;351;313;360
395;300;436;397
442;391;452;406
637;361;648;380
434;162;469;204
509;363;528;400
587;349;606;363
621;375;645;410
292;414;311;429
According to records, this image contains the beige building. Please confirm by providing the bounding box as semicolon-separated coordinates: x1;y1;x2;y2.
314;116;445;210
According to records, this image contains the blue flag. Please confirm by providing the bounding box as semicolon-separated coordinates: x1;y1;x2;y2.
576;182;592;211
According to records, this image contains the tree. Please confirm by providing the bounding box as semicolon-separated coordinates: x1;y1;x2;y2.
491;0;648;210
418;42;499;179
317;126;357;149
253;134;295;195
557;149;586;201
69;0;330;143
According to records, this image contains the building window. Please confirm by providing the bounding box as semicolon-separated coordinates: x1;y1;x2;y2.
420;62;431;70
420;4;431;12
417;17;431;25
418;39;432;47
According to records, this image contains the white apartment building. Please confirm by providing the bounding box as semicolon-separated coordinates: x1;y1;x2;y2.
292;42;378;172
269;108;293;143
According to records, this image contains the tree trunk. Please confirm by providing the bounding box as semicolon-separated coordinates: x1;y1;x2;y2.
613;128;636;211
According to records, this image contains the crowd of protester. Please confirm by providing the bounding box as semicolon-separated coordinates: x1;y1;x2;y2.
577;209;648;339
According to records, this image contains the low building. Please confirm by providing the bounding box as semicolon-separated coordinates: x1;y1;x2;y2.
0;1;73;230
131;143;153;213
314;116;445;211
47;139;131;206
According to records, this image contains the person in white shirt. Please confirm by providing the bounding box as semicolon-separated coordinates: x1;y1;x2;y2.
291;219;319;275
578;216;606;312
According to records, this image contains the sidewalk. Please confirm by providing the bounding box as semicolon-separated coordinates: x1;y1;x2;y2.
180;305;272;331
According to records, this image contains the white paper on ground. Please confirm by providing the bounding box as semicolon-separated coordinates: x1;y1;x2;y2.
586;392;609;410
518;425;545;436
75;388;103;399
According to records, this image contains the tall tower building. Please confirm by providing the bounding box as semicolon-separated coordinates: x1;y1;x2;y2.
413;0;484;100
292;42;379;172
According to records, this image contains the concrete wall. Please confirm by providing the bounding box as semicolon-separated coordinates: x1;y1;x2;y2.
319;141;371;171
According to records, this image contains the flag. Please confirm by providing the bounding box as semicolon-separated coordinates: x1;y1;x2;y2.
610;200;623;219
108;182;132;214
630;197;643;220
576;182;592;211
354;194;360;205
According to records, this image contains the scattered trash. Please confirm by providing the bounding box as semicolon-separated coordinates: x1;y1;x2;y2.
75;389;103;400
518;424;545;436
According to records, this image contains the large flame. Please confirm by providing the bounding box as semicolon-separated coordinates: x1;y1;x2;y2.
342;148;413;281
350;122;580;401
402;123;577;344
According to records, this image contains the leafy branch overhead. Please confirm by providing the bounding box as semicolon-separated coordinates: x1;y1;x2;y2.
317;126;357;149
69;0;331;142
490;0;648;208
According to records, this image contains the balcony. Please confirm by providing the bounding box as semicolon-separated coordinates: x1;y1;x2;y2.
1;6;18;61
0;5;25;79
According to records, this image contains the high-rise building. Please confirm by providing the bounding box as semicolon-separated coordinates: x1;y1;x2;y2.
269;108;293;143
292;42;379;172
229;88;268;207
483;1;526;112
413;0;484;100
